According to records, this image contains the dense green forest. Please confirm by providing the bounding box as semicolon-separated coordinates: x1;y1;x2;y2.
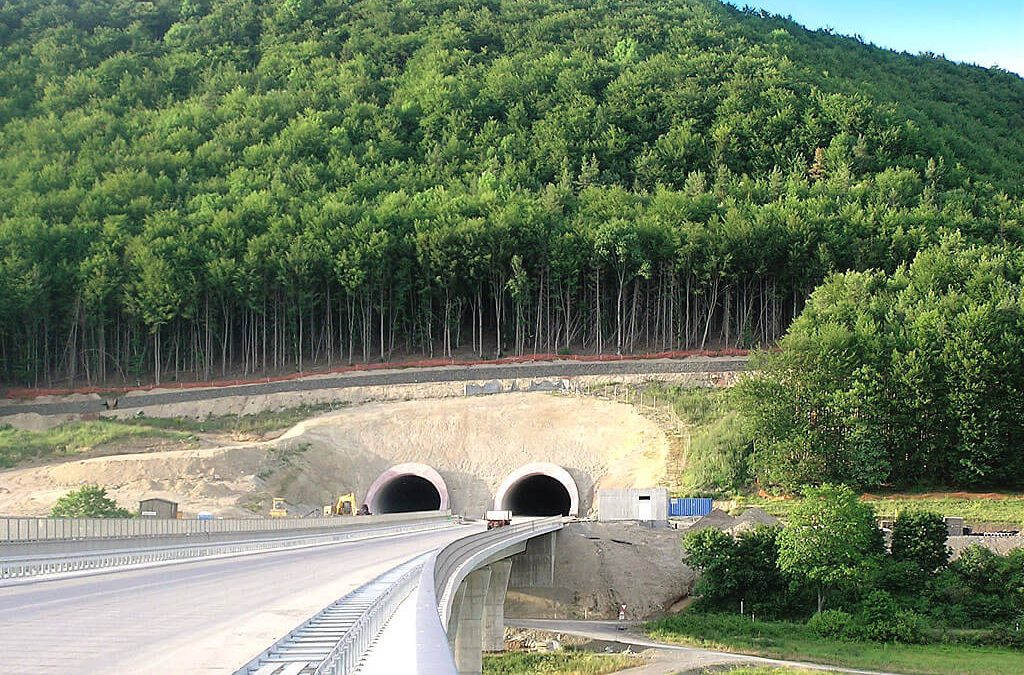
739;239;1024;490
1;0;1022;386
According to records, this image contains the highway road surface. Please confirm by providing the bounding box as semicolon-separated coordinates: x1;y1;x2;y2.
0;525;476;674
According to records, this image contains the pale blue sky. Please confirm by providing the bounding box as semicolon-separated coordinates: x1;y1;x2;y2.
739;1;1024;75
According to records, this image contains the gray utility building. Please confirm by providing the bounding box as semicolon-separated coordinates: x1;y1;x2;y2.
138;498;178;519
597;488;669;522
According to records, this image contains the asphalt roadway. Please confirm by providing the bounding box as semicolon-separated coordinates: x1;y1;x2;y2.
0;356;747;417
0;524;477;675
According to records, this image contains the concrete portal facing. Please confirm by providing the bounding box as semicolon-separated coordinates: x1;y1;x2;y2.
494;463;580;517
597;488;669;522
366;463;450;514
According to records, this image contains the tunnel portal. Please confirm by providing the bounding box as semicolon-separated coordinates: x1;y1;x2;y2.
372;474;442;513
365;463;450;515
494;462;580;517
499;474;571;516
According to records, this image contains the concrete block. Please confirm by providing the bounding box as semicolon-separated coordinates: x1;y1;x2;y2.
526;379;565;392
464;380;503;396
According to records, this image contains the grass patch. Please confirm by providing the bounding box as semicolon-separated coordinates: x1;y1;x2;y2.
0;403;339;470
749;493;1024;527
118;403;343;437
643;384;751;497
661;385;736;427
648;612;1024;675
482;650;636;674
0;421;192;468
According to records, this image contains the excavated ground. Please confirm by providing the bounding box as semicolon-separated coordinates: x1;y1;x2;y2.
506;521;695;621
266;392;670;516
0;392;671;518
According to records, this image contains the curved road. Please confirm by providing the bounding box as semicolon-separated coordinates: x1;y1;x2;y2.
0;525;477;675
0;357;747;417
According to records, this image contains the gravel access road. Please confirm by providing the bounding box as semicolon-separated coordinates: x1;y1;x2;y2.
509;619;901;675
0;356;747;417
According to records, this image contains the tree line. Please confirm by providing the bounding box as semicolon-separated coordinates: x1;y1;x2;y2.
1;0;1022;386
672;485;1024;643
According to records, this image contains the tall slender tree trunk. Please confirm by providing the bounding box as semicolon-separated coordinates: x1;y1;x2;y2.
153;328;161;386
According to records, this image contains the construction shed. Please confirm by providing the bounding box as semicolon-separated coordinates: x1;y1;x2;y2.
597;488;669;522
139;498;178;519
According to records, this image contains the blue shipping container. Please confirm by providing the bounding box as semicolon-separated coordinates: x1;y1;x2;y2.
669;497;712;517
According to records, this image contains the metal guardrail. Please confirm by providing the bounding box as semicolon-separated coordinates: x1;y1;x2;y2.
0;518;452;582
433;516;563;626
2;511;451;559
0;511;439;543
234;555;427;675
317;557;425;675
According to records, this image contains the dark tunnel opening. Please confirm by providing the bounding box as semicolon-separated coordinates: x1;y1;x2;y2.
501;474;572;516
372;474;442;514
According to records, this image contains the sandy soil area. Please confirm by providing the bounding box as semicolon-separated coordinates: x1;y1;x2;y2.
0;392;670;518
267;392;670;516
0;444;267;517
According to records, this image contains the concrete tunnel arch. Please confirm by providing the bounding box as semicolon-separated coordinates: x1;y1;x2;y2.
365;463;450;514
493;462;580;517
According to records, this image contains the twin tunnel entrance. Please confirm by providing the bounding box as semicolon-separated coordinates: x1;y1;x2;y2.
364;461;579;517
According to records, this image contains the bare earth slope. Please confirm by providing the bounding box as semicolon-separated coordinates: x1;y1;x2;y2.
0;392;670;517
268;392;670;516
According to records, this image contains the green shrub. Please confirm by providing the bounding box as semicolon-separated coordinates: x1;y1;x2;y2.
808;610;854;639
856;591;925;643
51;485;133;518
891;510;950;574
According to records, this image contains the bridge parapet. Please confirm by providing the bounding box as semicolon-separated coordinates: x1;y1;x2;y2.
414;516;563;675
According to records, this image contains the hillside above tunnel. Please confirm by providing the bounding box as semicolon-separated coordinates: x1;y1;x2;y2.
2;0;1022;386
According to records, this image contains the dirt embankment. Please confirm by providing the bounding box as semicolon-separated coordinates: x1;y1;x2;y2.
0;392;671;517
0;444;268;517
264;392;671;516
506;521;694;620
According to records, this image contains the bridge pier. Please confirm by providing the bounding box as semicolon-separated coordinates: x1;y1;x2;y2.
447;532;558;674
509;531;556;586
451;567;492;675
481;559;512;652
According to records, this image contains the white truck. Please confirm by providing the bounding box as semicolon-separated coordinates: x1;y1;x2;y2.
485;510;512;529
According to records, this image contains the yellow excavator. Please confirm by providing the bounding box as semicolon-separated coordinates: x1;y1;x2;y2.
269;496;289;518
323;493;358;516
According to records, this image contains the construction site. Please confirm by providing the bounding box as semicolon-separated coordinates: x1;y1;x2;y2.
0;359;748;620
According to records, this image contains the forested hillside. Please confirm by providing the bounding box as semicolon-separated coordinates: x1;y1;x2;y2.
1;0;1022;386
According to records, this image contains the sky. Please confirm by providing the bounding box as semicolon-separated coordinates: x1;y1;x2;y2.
739;1;1024;76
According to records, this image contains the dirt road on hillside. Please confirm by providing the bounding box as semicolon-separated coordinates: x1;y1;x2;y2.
0;357;746;418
